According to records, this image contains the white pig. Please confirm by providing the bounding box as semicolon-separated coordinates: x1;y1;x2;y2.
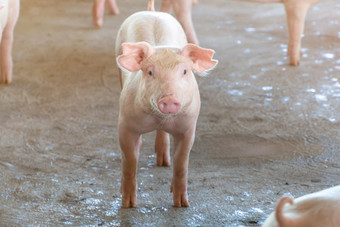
262;185;340;227
0;0;20;84
115;0;217;208
240;0;321;66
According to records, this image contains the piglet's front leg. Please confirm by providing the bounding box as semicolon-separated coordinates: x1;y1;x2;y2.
119;126;142;208
170;129;196;207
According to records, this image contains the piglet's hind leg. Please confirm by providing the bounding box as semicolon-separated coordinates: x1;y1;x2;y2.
106;0;120;15
155;130;171;167
1;0;19;84
92;0;105;28
284;1;311;66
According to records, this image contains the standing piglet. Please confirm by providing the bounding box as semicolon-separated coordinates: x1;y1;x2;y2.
0;0;20;84
262;185;340;227
115;0;217;208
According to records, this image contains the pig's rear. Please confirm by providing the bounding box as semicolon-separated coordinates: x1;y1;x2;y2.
115;11;187;57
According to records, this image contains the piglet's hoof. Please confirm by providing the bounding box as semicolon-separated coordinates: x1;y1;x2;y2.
171;181;189;207
121;192;137;208
93;18;103;28
1;76;12;84
172;191;190;208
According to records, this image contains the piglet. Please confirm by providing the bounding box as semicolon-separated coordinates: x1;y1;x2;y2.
240;0;321;66
115;0;217;208
262;185;340;227
92;0;119;28
0;0;20;84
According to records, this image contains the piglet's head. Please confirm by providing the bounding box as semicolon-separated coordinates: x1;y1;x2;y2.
117;41;218;115
117;41;217;73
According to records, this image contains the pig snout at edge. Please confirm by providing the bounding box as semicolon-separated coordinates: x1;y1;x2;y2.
262;185;340;227
115;10;217;208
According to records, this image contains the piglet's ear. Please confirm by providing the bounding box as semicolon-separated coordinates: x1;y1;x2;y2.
181;44;218;73
117;42;153;72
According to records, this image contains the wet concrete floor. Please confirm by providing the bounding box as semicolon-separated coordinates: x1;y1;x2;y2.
0;0;339;226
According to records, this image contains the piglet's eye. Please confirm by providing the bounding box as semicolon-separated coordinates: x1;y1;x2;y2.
148;70;153;76
183;69;187;75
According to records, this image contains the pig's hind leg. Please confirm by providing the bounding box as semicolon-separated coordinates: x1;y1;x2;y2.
119;126;142;208
92;0;105;28
0;0;19;84
106;0;120;15
155;130;171;167
172;0;199;44
161;0;172;13
161;0;198;13
284;1;311;66
93;0;119;28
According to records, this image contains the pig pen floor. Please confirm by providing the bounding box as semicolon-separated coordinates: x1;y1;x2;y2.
1;0;340;226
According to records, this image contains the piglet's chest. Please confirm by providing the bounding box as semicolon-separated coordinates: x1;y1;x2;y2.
152;114;196;134
124;107;195;134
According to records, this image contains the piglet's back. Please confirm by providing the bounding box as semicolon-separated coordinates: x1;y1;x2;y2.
115;11;187;57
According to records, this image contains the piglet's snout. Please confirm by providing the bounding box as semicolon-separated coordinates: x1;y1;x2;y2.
158;96;181;114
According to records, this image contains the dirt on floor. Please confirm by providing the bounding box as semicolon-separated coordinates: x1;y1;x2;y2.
0;0;339;226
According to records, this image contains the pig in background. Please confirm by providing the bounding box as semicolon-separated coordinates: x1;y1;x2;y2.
262;185;340;227
92;0;199;45
92;0;120;28
0;0;20;84
115;0;217;208
240;0;322;66
160;0;199;44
